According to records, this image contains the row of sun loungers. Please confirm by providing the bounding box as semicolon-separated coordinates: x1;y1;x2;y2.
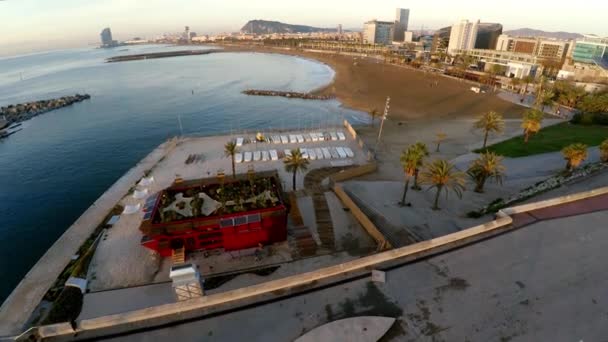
235;132;347;146
236;146;354;163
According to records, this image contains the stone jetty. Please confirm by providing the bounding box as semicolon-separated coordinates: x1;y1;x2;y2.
1;94;91;126
242;89;334;100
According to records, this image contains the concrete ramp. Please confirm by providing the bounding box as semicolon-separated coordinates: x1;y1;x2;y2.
295;316;395;342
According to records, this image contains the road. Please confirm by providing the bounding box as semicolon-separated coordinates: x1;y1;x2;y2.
104;209;608;342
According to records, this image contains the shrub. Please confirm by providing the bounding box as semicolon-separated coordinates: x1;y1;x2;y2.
42;286;83;324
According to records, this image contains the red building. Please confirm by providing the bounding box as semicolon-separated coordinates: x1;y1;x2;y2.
139;171;287;257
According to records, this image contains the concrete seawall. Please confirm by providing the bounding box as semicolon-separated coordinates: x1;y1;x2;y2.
0;139;178;337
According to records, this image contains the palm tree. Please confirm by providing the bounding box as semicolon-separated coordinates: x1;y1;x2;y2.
369;108;379;127
521;75;535;99
409;142;429;190
284;148;309;191
467;152;506;193
510;77;521;92
600;138;608;163
224;141;238;179
561;143;588;172
435;131;447;152
420;159;466;210
474;111;505;149
399;148;417;206
521;109;544;144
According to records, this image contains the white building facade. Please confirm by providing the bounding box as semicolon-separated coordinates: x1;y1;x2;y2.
447;20;480;55
364;20;394;45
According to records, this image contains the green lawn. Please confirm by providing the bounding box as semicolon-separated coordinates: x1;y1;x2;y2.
480;123;608;158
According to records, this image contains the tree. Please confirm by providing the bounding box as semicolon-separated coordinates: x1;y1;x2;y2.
408;142;429;190
561;143;588;172
521;75;535;98
420;159;466;210
224;141;238;179
435;131;448;152
369;108;380;127
399;148;417;206
510;77;522;92
284;148;309;191
600;139;608;163
521;109;544;144
474;111;505;149
467;152;506;193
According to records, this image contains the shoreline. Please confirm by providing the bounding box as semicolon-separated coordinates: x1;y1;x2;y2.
216;44;528;121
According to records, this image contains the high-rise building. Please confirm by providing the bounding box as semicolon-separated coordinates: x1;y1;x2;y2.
363;20;394;45
475;23;503;49
393;8;410;42
100;28;114;47
338;24;343;35
447;20;479;54
184;26;191;42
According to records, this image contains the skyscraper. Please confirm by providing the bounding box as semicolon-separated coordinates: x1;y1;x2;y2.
184;26;191;42
447;20;479;54
100;28;113;47
394;8;410;42
364;20;394;45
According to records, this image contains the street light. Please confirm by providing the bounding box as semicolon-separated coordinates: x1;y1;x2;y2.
375;96;390;152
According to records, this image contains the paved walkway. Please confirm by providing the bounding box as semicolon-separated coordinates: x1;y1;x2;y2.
0;139;177;336
104;198;608;342
497;91;575;119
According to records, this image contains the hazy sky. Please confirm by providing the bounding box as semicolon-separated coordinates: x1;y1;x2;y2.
1;0;607;56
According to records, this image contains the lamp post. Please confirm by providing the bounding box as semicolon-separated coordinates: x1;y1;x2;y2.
375;96;390;152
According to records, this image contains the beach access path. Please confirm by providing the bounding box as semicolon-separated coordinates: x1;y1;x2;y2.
0;139;177;337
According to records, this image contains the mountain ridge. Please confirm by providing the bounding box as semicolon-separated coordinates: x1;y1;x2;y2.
503;28;583;40
240;20;337;34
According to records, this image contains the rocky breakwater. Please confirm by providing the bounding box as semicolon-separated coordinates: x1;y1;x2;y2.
242;89;334;100
1;94;91;126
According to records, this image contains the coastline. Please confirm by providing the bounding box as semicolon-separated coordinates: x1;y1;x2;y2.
217;44;527;121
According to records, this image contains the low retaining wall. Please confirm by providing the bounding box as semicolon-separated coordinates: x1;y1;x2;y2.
329;163;377;184
333;184;391;250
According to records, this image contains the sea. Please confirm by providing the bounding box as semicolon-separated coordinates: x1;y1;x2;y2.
0;44;368;303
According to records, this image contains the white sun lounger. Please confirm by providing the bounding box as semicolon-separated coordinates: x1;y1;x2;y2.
322;147;332;159
253;151;261;161
314;148;324;160
336;147;347;159
312;133;320;142
244;152;252;162
236;137;244;147
271;136;279;144
281;135;289;144
303;134;312;142
261;150;270;161
344;147;354;158
337;132;346;141
296;135;304;143
289;135;297;143
270;149;279;161
330;132;338;141
301;148;309;159
329;147;340;159
235;153;243;163
308;148;317;160
285;149;292;158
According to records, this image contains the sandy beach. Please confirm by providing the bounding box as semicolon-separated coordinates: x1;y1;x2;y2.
221;44;526;122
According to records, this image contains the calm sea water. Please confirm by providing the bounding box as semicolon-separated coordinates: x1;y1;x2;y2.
0;45;367;302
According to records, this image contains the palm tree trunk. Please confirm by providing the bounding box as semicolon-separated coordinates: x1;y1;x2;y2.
400;179;410;205
412;170;421;190
474;175;487;193
231;156;236;179
435;142;441;152
483;131;489;149
292;170;297;191
432;186;443;210
524;130;530;144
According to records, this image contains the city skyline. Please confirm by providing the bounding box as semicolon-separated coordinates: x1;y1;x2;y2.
1;0;608;56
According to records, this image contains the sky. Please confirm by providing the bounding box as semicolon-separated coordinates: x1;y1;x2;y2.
1;0;607;56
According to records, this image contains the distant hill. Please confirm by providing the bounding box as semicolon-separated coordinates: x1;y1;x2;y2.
504;28;583;40
241;20;336;34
